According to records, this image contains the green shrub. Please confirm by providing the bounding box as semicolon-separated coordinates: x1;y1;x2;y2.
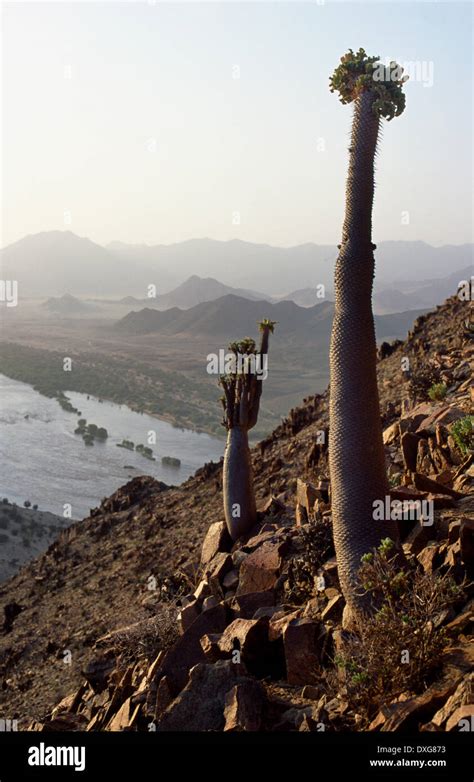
450;416;474;455
427;383;447;401
332;539;464;726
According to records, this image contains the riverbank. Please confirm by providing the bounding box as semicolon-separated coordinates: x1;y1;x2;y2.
0;341;226;438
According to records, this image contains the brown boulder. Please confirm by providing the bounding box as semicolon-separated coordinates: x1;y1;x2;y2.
269;609;302;641
283;618;322;685
381;644;474;731
155;603;228;694
236;540;287;595
416;406;467;434
223;681;264;731
204;552;233;582
402;521;434;557
430;673;474;729
460;517;474;573
413;472;464;499
401;431;420;472
156;660;254;731
446;705;474;731
231;590;276;619
178;600;200;633
416;543;440;574
222;569;239;591
200;521;231;567
448;520;461;544
217;617;272;676
82;652;116;694
321;594;344;622
106;697;133;731
296;478;318;513
257;495;286;517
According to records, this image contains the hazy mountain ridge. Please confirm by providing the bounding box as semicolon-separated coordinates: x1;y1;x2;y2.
42;293;93;315
2;231;472;303
116;293;428;344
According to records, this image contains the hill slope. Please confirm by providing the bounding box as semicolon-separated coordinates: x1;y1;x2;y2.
0;295;472;729
116;294;427;344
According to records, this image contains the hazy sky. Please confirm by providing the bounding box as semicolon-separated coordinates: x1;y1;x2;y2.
1;1;473;248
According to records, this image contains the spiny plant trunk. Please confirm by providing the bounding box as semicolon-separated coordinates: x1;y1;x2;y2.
223;426;257;539
329;91;400;615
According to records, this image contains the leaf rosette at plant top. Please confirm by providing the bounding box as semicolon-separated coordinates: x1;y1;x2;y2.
329;47;408;120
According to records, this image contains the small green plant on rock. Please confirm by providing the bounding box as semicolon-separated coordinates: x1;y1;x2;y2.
408;363;442;402
450;415;474;455
427;382;447;401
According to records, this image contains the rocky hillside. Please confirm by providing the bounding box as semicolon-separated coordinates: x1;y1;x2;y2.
0;295;472;731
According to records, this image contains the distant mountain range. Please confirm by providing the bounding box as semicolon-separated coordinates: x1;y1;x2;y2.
118;275;273;311
1;231;472;309
116;293;427;346
113;266;469;317
42;293;93;315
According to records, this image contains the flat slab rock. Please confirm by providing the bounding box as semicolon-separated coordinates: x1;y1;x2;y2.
157;660;262;731
200;522;231;568
379;644;474;731
223;682;264;731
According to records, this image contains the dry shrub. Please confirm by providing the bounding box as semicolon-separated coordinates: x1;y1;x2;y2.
333;539;465;725
284;517;334;604
408;361;441;402
112;602;180;664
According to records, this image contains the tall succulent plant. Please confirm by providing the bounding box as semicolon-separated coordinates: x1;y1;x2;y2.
220;319;276;540
328;49;407;615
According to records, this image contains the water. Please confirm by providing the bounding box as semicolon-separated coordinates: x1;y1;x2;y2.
0;375;224;519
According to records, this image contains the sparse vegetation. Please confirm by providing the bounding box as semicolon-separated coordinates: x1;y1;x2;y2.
0;342;228;437
450;415;474;455
284;517;334;604
427;382;448;401
117;439;135;450
408;362;442;402
161;455;180;467
331;539;464;726
74;419;108;446
136;444;155;461
112;608;180;665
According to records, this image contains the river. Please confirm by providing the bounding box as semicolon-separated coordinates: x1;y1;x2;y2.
0;374;224;519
